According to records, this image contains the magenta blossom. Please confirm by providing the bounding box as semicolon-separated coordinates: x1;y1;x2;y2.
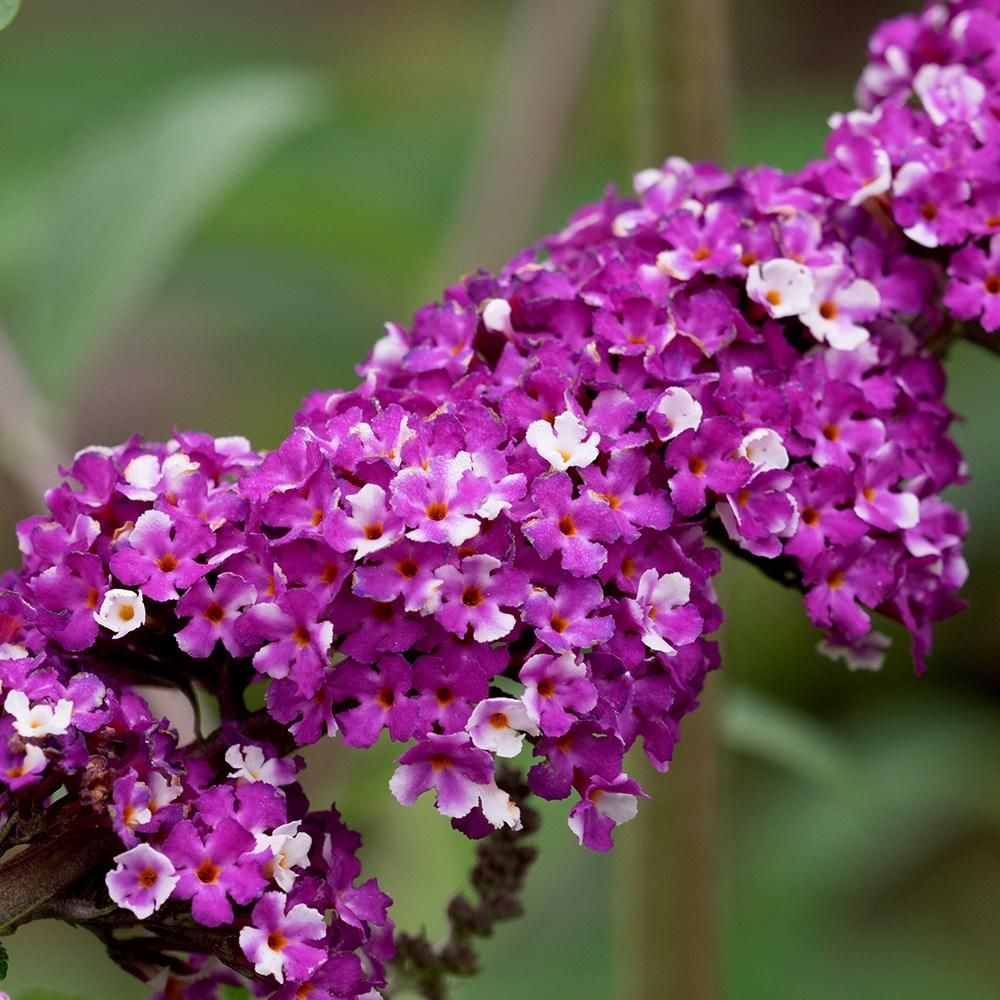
239;891;327;985
389;732;495;818
163;818;265;927
105;844;179;920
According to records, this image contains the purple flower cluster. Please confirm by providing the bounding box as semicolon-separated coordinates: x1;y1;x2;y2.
0;0;995;995
2;439;391;997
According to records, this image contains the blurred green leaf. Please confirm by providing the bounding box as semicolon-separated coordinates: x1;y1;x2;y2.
220;987;251;1000
0;0;21;31
0;940;7;980
14;68;325;392
21;993;88;1000
721;685;857;793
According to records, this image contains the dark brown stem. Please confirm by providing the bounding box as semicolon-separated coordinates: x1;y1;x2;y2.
0;826;119;931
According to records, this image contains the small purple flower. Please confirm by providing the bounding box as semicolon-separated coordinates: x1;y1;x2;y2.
528;722;625;800
0;740;47;789
238;590;333;697
109;509;214;602
239;891;327;985
520;652;597;738
891;160;971;248
522;474;619;577
413;649;492;733
853;444;920;531
655;203;742;280
333;654;420;748
175;573;256;659
627;569;703;654
324;483;404;560
111;769;151;846
792;379;886;471
568;774;647;851
666;417;752;517
717;469;796;559
389;452;489;546
106;844;179;919
943;233;1000;331
269;954;366;1000
582;451;672;542
31;552;106;650
522;579;614;653
913;63;985;130
785;466;868;564
804;544;899;643
434;554;527;642
389;732;494;818
163;818;266;927
352;539;447;613
822;133;892;206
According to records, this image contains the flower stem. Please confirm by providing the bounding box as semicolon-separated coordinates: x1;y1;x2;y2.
618;2;732;998
0;827;119;932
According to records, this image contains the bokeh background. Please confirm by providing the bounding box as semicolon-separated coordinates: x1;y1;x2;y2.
0;1;997;998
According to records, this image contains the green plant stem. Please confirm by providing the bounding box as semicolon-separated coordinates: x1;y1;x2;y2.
623;0;733;166
426;0;609;290
619;684;722;1000
618;3;732;999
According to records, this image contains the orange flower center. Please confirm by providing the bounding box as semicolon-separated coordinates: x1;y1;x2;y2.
196;858;220;884
426;502;448;522
204;603;225;624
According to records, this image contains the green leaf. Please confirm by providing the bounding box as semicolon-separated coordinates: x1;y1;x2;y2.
14;68;325;393
0;0;21;31
220;987;252;1000
0;939;7;980
721;685;857;794
20;993;89;1000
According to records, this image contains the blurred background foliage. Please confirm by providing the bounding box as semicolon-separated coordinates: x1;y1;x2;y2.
0;1;997;998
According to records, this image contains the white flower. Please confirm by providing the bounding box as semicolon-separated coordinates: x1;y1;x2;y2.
255;821;313;892
746;258;815;318
913;63;985;128
482;298;513;335
7;742;46;780
467;697;539;758
4;689;74;738
121;452;199;502
800;265;880;350
147;771;183;814
225;744;292;786
739;429;789;472
105;844;178;920
94;589;146;639
652;386;702;440
526;410;600;470
478;780;522;831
